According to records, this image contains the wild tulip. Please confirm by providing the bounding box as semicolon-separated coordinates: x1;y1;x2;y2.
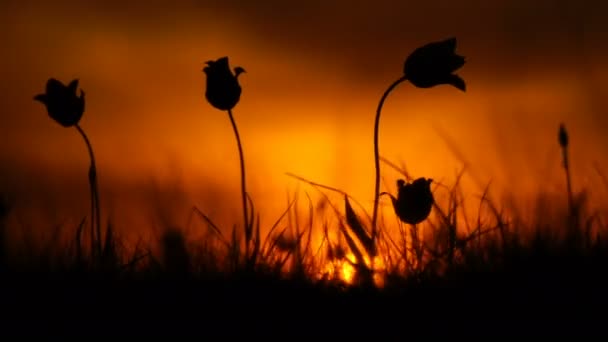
34;78;85;127
202;56;254;260
371;38;466;238
381;178;435;225
403;37;466;91
203;56;245;111
34;78;102;263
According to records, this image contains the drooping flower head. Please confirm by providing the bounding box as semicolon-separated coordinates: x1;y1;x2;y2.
403;37;466;91
203;56;245;111
391;177;434;225
34;78;85;127
558;123;569;149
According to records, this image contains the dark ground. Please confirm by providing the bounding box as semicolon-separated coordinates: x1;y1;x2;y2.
2;256;607;339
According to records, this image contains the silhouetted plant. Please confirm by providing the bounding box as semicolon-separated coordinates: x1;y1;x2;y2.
34;78;103;264
403;38;466;91
558;123;574;215
202;57;253;260
380;178;435;226
558;122;580;243
285;172;377;284
161;228;191;278
344;195;376;257
371;37;466;242
380;178;434;270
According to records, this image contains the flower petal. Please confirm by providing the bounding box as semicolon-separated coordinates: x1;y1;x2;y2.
214;56;229;70
45;78;65;96
442;37;457;53
33;94;47;104
67;79;79;94
446;54;466;73
445;74;466;92
203;56;243;111
78;90;86;114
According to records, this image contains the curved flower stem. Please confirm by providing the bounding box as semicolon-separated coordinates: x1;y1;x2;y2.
371;76;408;242
227;109;249;259
75;124;102;265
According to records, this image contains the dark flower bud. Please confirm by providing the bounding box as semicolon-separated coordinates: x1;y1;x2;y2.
558;123;569;148
403;37;466;91
34;78;85;127
203;56;245;111
386;177;434;225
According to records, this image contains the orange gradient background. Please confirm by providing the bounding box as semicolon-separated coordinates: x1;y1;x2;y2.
1;0;608;250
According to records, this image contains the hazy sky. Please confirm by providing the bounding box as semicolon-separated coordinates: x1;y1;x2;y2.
1;0;607;238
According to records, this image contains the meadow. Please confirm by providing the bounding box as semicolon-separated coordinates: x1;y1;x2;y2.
2;38;608;338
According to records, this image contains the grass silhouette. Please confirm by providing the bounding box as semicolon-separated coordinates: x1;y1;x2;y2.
2;41;608;338
2;152;608;337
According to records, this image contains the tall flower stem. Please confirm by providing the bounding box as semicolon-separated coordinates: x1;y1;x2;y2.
371;76;408;241
75;124;102;264
562;147;574;216
558;124;576;240
227;109;249;258
561;144;577;241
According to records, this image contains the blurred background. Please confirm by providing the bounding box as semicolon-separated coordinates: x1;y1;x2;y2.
1;0;607;244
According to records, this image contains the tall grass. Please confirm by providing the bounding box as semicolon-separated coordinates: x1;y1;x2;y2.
2;124;608;338
1;142;605;287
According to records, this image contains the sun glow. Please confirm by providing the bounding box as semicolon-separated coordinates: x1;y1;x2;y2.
317;251;388;288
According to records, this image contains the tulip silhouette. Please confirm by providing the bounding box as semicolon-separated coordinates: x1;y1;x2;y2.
202;56;253;259
371;37;466;240
34;78;102;263
34;78;85;127
203;56;245;111
380;178;434;225
404;37;466;91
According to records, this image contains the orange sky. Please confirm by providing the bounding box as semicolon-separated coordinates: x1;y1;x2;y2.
1;0;608;243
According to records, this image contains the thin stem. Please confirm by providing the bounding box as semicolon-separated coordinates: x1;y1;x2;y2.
372;76;408;242
227;109;249;259
562;148;574;214
562;147;576;238
75;124;102;264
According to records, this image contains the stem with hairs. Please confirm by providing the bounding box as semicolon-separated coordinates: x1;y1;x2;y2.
75;124;102;264
227;109;250;259
371;76;408;241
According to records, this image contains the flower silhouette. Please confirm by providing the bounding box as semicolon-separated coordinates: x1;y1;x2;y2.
558;123;574;222
403;37;466;91
203;56;245;111
34;78;85;127
370;37;466;240
382;178;434;225
34;78;103;266
201;56;254;263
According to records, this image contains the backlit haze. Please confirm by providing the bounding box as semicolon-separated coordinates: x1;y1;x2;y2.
1;0;608;249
